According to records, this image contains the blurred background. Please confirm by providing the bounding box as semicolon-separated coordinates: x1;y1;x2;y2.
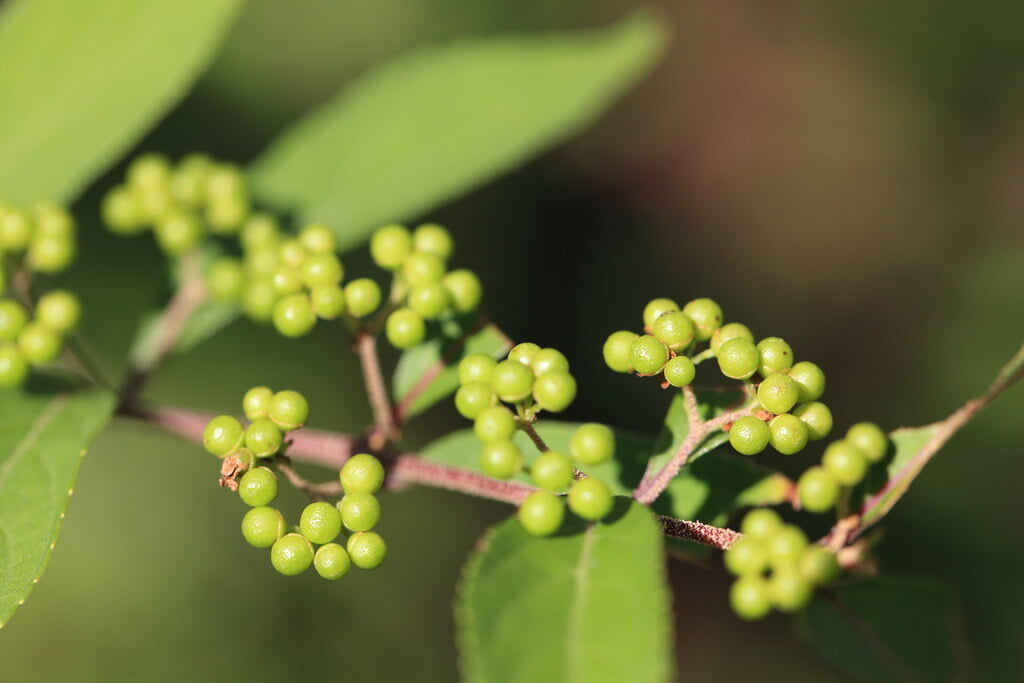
1;0;1022;680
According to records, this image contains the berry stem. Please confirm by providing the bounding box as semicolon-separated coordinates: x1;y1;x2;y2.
273;457;342;501
517;417;549;453
355;331;398;450
119;250;206;410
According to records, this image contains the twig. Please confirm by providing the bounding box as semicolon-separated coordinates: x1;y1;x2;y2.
355;332;397;450
518;420;549;453
656;515;741;549
273;458;343;501
388;455;535;504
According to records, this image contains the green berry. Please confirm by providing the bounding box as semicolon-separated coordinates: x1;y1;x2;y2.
242;386;274;421
724;536;769;576
442;269;482;313
532;370;576;412
629;335;668;375
135;186;172;223
798;546;840;585
0;209;32;250
474;405;517;443
0;300;29;341
32;202;74;238
242;281;278;323
767;525;808;565
206;258;245;301
241;214;281;251
402;251;445;285
757;337;794;376
17;322;62;364
278;239;308;269
299;501;343;544
241;506;286;548
270;267;303;297
127;153;172;190
271;533;314;576
480;440;523;480
740;508;781;539
757;373;800;414
717;337;760;381
652;311;695;351
770;565;813;612
244;247;279;278
412;223;453;259
272;293;316;337
340;453;386;494
642;298;679;329
508;342;542;367
310;285;346;319
793;401;833;441
337;492;382;532
530;450;575;491
663;356;696;387
569;423;615;466
768;414;809;455
347;531;387;570
730;575;772;620
788;361;825;402
245;418;284;458
822;441;869;486
299;223;336;253
385;308;425;349
797;466;839;513
27;235;76;273
603;331;639;373
301;252;344;289
203;415;245;457
454;382;496;419
491;359;534;403
0;345;29;387
238;466;279;507
207;196;249;234
408;282;450;319
269;390;309;431
531;348;569;376
729;416;770;456
567;477;614;520
458;353;497;385
314;543;351;580
170;155;209;206
154;210;202;255
682;298;723;341
101;187;145;235
370;224;412;270
846;422;888;463
710;322;754;355
35;290;81;334
518;490;565;536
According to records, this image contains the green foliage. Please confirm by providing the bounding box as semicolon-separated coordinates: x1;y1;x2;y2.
249;12;667;250
0;381;115;626
0;0;242;204
797;577;965;683
457;500;672;683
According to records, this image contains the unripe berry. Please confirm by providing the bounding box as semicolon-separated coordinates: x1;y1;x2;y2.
269;390;309;431
310;285;346;319
567;478;614;521
17;323;62;364
241;506;286;548
442;269;482;313
730;575;772;620
455;382;496;419
628;335;668;375
724;536;769;576
508;342;542;367
797;466;839;513
206;258;245;302
530;450;575;492
238;466;278;507
532;370;576;412
602;331;638;373
757;373;800;414
770;565;812;612
36;290;81;334
767;525;808;565
652;311;695;352
642;298;679;329
271;533;314;575
101;187;145;235
798;546;840;585
710;322;754;355
32;201;74;238
347;531;387;570
403;251;445;285
822;441;869;486
245;418;283;458
385;308;425;349
474;405;517;443
412;223;453;260
663;356;696;387
340;453;386;494
728;416;770;456
740;508;781;539
0;300;29;341
243;386;274;421
338;492;382;532
203;415;245;457
531;348;569;376
717;337;760;380
242;281;277;323
370;224;412;270
272;293;316;338
458;353;497;385
518;490;565;536
299;223;336;253
278;239;307;269
682;298;723;341
241;214;281;251
270;267;303;297
408;282;451;319
301;252;344;289
757;337;794;376
491;359;534;403
768;414;809;455
300;501;343;544
788;361;826;403
846;422;888;463
792;401;833;441
314;543;351;580
569;423;615;466
0;345;29;387
128;153;172;190
154;210;202;255
27;235;75;273
480;440;523;480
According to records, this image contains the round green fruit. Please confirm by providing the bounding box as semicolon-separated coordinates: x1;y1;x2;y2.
530;450;575;492
314;543;351;580
602;331;639;373
338;492;382;532
681;298;723;341
517;490;565;537
340;453;386;494
567;478;614;521
271;533;314;576
729;416;770;456
347;532;387;570
569;423;615;466
203;415;245;457
299;501;343;545
628;335;668;375
238;466;279;507
241;506;286;548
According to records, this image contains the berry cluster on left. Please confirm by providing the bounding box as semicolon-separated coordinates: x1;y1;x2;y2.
0;201;82;387
203;388;388;579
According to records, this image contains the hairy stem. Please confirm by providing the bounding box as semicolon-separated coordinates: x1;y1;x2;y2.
518;420;549;453
355;332;397;450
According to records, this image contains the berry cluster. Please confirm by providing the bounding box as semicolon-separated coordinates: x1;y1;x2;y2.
0;290;81;387
102;153;250;253
203;388;387;579
725;508;839;620
796;422;888;512
455;343;617;535
0;200;77;274
368;224;483;349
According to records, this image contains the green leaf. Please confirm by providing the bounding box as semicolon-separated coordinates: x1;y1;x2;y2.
457;500;672;683
0;0;243;203
0;380;116;626
797;577;967;683
393;315;512;420
250;11;667;250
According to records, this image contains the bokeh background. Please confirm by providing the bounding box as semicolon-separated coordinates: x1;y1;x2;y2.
2;1;1023;681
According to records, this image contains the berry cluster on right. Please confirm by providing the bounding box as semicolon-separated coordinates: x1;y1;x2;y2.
796;421;889;512
725;509;839;620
